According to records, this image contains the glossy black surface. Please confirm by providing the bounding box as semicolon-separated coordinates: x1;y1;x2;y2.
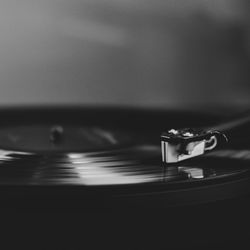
0;107;249;209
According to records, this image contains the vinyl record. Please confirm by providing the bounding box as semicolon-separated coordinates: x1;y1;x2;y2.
0;107;250;208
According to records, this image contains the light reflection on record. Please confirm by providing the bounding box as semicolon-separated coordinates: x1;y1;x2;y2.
0;145;248;186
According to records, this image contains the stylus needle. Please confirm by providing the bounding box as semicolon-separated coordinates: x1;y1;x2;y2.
161;110;250;164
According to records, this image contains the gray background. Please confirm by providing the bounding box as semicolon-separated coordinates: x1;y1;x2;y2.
0;0;249;111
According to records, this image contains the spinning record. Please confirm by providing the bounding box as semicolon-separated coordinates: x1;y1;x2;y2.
0;107;250;209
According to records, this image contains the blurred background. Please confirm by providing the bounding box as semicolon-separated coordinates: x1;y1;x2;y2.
0;0;249;112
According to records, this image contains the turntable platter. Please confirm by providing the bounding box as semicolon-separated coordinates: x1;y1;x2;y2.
0;107;249;208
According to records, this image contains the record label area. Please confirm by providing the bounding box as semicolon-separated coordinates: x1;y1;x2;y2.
0;124;133;153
